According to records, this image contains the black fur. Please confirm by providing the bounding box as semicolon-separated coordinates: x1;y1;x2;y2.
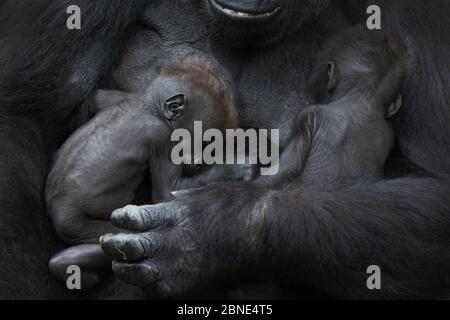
1;0;450;299
0;0;147;299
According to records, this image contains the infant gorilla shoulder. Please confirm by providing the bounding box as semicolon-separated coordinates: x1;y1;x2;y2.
45;54;238;291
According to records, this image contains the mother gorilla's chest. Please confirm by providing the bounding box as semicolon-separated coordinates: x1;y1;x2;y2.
110;2;327;144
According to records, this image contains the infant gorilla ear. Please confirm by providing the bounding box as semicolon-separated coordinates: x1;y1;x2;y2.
162;94;187;120
386;94;402;119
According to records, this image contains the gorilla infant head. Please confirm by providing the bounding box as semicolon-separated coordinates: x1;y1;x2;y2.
206;0;330;44
311;27;409;117
145;54;238;133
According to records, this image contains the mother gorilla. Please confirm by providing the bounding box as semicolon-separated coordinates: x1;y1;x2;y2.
0;0;450;299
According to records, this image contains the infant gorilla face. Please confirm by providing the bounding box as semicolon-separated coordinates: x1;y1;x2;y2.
145;73;237;134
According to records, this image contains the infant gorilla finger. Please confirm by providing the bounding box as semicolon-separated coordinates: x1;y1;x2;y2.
112;260;160;286
100;233;165;262
111;204;182;231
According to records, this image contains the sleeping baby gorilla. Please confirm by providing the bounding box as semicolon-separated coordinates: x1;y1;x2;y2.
260;28;408;188
46;55;238;290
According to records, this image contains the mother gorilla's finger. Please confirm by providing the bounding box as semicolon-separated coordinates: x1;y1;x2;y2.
111;204;182;232
112;260;160;286
100;232;165;261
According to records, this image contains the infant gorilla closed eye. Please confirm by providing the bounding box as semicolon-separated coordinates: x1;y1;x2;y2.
45;55;239;290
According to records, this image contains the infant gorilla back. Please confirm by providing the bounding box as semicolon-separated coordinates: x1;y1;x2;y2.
298;103;395;186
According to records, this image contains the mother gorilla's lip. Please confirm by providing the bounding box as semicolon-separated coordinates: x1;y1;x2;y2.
209;0;281;22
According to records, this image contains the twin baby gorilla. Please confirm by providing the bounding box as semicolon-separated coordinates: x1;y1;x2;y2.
46;27;407;290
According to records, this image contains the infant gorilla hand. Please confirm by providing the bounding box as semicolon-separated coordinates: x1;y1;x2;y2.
100;184;268;298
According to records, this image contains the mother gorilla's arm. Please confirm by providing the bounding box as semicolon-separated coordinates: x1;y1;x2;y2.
101;174;450;299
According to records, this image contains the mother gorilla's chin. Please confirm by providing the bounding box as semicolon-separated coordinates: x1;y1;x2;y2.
206;0;331;45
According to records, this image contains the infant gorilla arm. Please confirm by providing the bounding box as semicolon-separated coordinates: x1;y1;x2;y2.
46;55;240;290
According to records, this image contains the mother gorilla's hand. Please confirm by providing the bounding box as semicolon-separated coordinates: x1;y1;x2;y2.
100;184;269;298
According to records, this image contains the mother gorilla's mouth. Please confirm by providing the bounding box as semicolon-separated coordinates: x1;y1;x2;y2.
209;0;281;22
